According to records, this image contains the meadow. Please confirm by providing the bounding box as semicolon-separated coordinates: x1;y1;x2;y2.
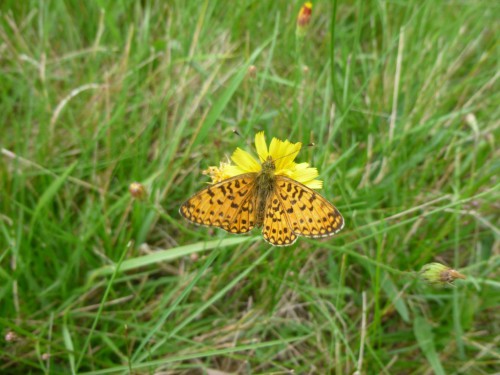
1;1;498;374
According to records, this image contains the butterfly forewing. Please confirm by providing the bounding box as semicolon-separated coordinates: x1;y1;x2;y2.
274;176;344;238
180;174;257;234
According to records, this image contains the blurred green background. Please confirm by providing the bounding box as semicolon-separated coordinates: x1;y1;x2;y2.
1;1;498;373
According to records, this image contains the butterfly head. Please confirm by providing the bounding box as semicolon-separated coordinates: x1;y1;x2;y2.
261;155;276;173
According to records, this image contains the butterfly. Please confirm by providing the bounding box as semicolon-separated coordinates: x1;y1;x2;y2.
180;155;344;246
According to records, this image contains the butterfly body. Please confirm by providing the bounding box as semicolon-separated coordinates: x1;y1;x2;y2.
180;156;344;246
254;156;277;227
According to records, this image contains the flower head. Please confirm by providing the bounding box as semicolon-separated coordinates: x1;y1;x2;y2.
419;263;466;286
296;2;313;38
206;132;322;189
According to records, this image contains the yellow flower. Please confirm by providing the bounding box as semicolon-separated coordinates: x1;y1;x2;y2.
206;132;322;189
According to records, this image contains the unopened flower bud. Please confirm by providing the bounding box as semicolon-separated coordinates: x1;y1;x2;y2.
5;331;17;342
129;182;147;200
419;263;466;286
248;65;257;79
296;2;313;38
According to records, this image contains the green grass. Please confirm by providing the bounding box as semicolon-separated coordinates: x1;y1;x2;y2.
1;0;498;373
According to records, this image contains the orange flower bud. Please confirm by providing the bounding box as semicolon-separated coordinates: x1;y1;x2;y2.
296;2;313;38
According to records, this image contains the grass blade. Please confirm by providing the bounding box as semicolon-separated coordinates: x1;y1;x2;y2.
413;316;445;375
192;40;270;148
88;237;253;279
62;321;76;375
81;337;303;375
30;162;77;238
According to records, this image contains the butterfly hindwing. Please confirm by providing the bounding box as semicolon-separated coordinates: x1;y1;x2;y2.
274;176;344;238
262;194;298;246
180;174;257;234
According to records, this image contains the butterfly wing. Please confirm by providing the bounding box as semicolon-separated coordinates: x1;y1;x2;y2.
261;194;298;246
180;174;257;234
274;175;344;238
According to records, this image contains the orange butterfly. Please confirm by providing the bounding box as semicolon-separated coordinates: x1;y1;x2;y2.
180;132;344;246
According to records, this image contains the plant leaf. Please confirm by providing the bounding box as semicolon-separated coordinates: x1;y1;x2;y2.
413;316;445;375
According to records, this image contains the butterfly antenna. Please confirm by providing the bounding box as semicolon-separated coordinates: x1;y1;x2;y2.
271;146;303;163
232;128;255;151
307;130;316;149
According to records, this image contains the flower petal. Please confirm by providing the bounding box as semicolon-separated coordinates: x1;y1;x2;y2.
303;179;323;189
254;131;268;162
269;138;301;172
290;164;321;186
281;162;322;189
202;161;237;182
230;148;261;172
224;165;248;177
